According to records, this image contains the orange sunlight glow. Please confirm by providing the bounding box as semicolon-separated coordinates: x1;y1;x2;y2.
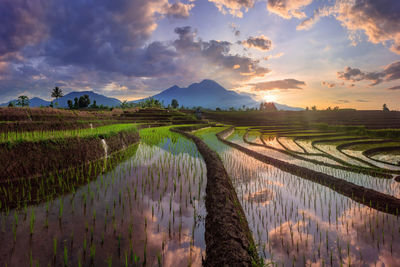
263;93;277;102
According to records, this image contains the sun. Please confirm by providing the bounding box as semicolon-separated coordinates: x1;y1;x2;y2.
263;93;277;103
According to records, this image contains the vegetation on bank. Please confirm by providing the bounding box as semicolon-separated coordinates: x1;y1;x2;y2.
0;123;137;144
315;123;400;139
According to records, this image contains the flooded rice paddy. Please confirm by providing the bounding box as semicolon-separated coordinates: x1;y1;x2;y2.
0;126;206;266
194;127;400;266
1;124;400;266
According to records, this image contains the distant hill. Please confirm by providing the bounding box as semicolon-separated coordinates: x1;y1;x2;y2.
132;79;303;110
56;91;121;107
0;97;51;107
1;91;121;108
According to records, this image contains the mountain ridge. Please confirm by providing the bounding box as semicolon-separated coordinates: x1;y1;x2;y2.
1;80;303;110
0;91;122;108
133;79;303;110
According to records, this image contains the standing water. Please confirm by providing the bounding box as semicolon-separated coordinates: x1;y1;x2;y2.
0;126;207;266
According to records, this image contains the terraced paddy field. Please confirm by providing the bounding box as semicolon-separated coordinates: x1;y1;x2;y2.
193;126;400;266
1;107;400;266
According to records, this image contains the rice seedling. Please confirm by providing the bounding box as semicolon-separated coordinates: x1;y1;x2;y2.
195;126;400;266
0;125;207;266
0;123;138;144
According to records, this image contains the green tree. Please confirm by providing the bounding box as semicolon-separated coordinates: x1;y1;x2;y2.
67;100;73;109
73;97;79;109
78;95;90;108
90;100;98;109
120;100;129;109
51;87;63;107
311;105;317;111
171;99;179;109
8;102;14;107
17;96;29;107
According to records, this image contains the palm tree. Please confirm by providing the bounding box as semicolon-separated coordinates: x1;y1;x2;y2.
17;96;29;107
51;87;63;107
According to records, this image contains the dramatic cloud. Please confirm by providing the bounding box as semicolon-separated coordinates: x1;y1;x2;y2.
267;0;313;19
337;61;400;86
242;35;273;51
0;0;47;57
173;26;270;78
250;78;306;91
208;0;255;17
0;6;270;101
298;0;400;54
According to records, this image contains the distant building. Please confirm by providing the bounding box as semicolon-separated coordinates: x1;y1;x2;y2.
260;102;277;111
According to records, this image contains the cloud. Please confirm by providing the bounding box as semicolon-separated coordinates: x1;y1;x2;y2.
356;99;369;102
388;85;400;90
321;81;337;88
162;2;194;19
229;23;241;37
298;0;400;54
241;35;273;51
267;0;313;19
0;0;48;57
336;99;349;103
173;26;270;78
264;52;284;60
250;78;306;91
0;18;270;101
208;0;255;17
337;61;400;86
296;5;330;30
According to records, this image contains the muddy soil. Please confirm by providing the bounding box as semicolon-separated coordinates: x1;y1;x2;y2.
171;126;260;266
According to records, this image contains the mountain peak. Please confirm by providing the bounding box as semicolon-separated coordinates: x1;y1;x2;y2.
199;79;217;84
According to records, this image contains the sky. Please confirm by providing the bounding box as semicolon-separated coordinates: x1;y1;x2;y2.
1;0;399;110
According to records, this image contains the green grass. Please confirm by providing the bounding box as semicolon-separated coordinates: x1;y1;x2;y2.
346;141;400;151
315;123;400;139
0;123;138;144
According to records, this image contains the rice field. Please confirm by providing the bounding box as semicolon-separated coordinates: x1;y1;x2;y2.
194;126;400;266
1;115;400;266
0;123;138;144
0;126;207;266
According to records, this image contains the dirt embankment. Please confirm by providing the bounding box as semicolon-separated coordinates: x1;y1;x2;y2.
170;126;260;266
0;130;139;182
219;127;400;216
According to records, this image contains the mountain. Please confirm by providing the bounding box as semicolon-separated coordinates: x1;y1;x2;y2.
0;97;51;107
1;91;121;108
273;102;303;111
132;79;303;110
55;91;121;107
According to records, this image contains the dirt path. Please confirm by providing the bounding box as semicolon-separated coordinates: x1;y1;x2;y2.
170;126;261;267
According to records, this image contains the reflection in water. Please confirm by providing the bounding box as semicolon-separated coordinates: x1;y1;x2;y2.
197;127;400;266
233;131;400;198
0;131;206;266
